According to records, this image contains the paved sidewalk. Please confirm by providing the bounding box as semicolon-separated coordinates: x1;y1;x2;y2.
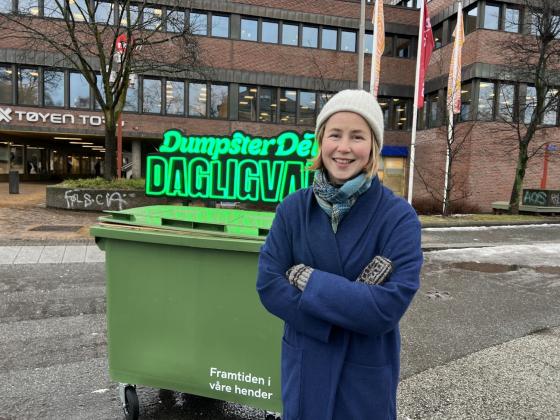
0;245;104;264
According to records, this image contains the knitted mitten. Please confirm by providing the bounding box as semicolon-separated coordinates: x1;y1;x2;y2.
286;264;314;291
357;256;393;285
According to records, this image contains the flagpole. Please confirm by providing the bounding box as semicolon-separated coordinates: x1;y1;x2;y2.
358;0;366;89
407;0;426;204
370;0;379;94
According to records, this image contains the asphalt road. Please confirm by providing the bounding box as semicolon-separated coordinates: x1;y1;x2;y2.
1;231;560;419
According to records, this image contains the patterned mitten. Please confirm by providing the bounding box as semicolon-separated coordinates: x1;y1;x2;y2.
286;264;314;291
357;256;393;285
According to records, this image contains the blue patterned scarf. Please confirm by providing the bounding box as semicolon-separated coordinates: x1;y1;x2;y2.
312;170;372;233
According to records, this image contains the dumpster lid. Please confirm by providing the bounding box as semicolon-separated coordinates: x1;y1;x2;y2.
97;205;275;238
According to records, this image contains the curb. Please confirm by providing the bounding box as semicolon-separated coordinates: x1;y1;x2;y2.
421;220;560;229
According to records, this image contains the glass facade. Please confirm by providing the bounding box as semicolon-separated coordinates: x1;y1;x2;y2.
504;7;520;33
239;85;257;121
18;68;39;106
0;0;11;13
165;80;184;115
70;72;90;108
465;5;478;35
18;0;39;15
70;0;89;22
396;37;411;58
543;89;558;125
143;7;163;31
392;98;409;130
210;84;228;119
124;79;138;112
460;82;472;121
44;70;64;107
364;33;373;54
119;4;138;27
188;82;207;117
142;78;162;113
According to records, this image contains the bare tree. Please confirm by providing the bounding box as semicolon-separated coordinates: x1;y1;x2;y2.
0;0;201;179
495;0;560;213
414;116;476;216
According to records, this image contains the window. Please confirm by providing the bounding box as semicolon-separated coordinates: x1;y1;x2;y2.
166;10;185;33
262;21;278;43
188;82;206;116
18;0;39;15
210;84;228;119
318;93;333;112
392;98;409;130
70;73;90;108
119;4;139;27
44;0;64;18
504;6;520;33
302;25;318;48
189;11;207;35
483;3;500;30
543;89;558;125
321;27;337;50
379;157;406;196
142;78;161;113
364;32;373;54
280;89;296;124
95;1;113;24
465;5;478;35
70;0;89;22
143;7;163;30
94;74;105;109
44;70;65;107
498;83;515;122
460;82;472;121
447;16;457;43
239;85;257;121
340;30;356;52
433;24;443;48
259;87;277;123
165;80;184;115
0;66;12;103
524;85;537;124
0;0;11;13
477;81;495;121
378;98;390;127
241;18;258;41
18;68;39;106
282;23;299;46
383;36;394;56
396;37;411;58
211;14;229;38
428;93;439;127
298;91;316;125
124;79;138;111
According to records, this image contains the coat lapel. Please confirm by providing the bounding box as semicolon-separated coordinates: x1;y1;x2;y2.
305;191;345;276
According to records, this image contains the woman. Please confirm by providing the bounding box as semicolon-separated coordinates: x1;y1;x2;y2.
257;89;423;420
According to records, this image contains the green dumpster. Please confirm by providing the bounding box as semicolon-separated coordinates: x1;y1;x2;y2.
90;205;283;419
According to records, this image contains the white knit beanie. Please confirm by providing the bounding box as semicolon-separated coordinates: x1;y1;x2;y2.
315;89;384;150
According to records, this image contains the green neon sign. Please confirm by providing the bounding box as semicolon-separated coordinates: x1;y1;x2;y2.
146;129;318;203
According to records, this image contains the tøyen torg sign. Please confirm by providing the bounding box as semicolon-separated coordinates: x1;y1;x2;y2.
146;129;318;204
0;106;111;127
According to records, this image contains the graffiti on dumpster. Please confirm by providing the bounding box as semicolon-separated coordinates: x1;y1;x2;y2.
208;366;274;400
64;189;128;210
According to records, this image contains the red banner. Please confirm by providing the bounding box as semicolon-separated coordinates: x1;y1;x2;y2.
417;0;435;109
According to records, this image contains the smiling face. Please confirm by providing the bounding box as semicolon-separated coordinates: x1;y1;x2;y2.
320;112;373;185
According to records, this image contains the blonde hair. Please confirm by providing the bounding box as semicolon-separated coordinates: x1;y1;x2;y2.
308;120;380;179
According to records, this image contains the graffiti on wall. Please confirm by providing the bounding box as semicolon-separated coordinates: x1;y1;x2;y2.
64;189;128;210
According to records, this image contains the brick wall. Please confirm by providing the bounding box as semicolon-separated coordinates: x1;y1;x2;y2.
414;122;560;212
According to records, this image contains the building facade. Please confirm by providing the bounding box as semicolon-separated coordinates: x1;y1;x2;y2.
0;0;558;211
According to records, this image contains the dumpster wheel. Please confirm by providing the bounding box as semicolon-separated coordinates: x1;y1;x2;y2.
122;385;139;420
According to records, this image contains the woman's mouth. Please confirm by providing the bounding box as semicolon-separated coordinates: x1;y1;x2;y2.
333;158;354;165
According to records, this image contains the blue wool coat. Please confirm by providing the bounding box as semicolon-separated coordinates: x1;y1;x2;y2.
256;177;423;420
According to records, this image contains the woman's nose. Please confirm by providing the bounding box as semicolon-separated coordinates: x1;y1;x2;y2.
337;138;352;152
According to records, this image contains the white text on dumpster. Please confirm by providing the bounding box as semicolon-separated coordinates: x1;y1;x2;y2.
209;367;273;400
